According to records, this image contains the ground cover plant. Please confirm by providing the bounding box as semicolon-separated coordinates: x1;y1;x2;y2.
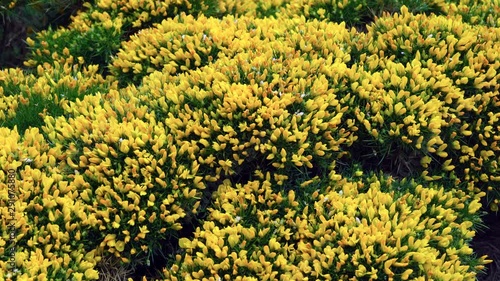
0;0;499;280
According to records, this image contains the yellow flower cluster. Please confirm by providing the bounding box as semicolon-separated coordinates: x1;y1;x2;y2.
90;0;191;28
24;0;283;70
165;174;489;280
0;60;112;128
129;16;358;188
110;11;355;85
117;7;499;208
84;0;285;29
0;128;99;280
47;0;499;44
22;0;498;77
1;0;498;279
442;0;500;27
0;68;24;121
349;7;500;209
278;0;500;27
21;1;126;72
110;13;223;84
41;86;208;265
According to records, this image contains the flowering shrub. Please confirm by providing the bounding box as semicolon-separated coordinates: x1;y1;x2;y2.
23;19;123;72
344;7;500;210
90;0;285;28
41;87;208;268
0;0;499;280
131;15;358;191
123;6;500;210
0;60;113;133
23;0;498;76
0;127;99;280
109;14;224;86
442;0;500;27
165;173;488;280
23;0;284;74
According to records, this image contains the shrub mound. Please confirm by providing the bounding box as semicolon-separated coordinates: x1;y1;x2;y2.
166;174;484;280
0;0;499;280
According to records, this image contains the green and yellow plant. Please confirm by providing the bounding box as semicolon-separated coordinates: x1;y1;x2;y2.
0;0;499;280
166;173;489;280
343;7;500;210
0;127;100;280
40;87;208;270
0;59;113;133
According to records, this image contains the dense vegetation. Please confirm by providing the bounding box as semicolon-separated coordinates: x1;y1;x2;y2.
1;0;499;280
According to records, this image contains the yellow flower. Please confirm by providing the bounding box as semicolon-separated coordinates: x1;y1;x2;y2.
73;273;83;281
112;215;121;229
119;139;130;153
468;199;482;214
115;240;126;252
218;159;233;174
355;264;367;277
84;268;99;280
442;159;455;171
242;227;256;240
136;225;150;240
269;238;280;251
401;269;413;280
394;102;406;115
80;189;93;202
42;174;54;190
228;234;240;247
103;234;116;248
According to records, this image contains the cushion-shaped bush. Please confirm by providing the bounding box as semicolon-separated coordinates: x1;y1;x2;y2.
110;14;226;86
128;9;499;209
0;61;113;133
109;12;355;86
0;127;99;280
165;172;489;280
2;2;499;280
130;15;359;191
345;6;500;210
42;88;207;268
24;20;123;73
